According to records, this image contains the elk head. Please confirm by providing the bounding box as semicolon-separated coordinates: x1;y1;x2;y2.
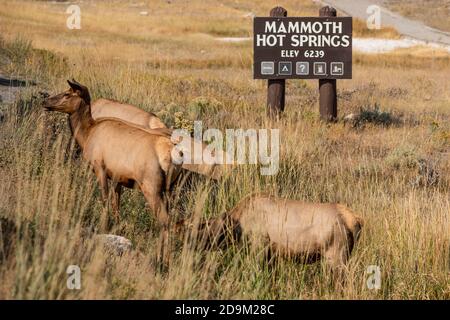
44;79;91;114
195;213;241;249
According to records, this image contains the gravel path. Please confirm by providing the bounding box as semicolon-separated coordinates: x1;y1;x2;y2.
0;74;35;104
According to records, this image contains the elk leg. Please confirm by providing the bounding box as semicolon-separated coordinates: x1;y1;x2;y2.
111;183;122;224
93;164;111;231
140;181;171;266
93;164;109;203
140;182;169;226
323;246;348;289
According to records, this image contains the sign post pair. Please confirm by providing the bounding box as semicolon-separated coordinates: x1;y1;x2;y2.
253;6;353;121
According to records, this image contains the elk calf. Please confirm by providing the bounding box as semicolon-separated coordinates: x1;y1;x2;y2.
200;194;364;271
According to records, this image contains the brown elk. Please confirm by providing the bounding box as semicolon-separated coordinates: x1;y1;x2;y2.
193;193;364;273
88;93;223;180
44;80;182;236
91;98;167;130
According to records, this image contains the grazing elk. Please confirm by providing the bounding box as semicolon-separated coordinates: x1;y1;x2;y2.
44;80;182;242
195;193;364;273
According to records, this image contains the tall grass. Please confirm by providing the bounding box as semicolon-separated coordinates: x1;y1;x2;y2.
0;0;449;299
1;93;448;299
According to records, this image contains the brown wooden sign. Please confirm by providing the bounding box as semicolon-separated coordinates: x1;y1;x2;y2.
254;17;352;80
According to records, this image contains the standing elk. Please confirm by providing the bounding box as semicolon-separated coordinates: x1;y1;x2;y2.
44;80;183;261
86;87;223;180
91;98;167;130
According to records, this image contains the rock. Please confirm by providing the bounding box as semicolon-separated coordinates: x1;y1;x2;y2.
96;234;133;255
343;113;356;121
139;11;149;16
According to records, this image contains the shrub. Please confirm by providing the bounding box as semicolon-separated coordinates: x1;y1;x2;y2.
385;145;440;187
187;96;223;119
352;103;401;127
156;102;194;133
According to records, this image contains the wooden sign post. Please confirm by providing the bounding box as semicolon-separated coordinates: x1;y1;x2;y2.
267;7;287;120
253;6;352;121
319;6;338;121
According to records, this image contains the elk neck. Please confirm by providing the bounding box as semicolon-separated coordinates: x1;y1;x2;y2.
68;99;95;150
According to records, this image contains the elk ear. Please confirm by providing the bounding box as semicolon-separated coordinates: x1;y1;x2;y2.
67;79;84;91
67;79;91;104
71;78;83;86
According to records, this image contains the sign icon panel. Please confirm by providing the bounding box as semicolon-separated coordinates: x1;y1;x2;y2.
296;62;309;75
253;17;352;79
330;62;344;76
278;62;292;75
261;61;274;75
313;62;327;76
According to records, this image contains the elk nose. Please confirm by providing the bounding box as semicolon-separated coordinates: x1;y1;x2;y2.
43;98;53;111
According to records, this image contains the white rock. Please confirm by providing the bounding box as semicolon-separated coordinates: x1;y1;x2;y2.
96;234;132;255
344;113;356;121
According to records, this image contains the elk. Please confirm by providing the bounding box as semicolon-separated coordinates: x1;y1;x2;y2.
194;193;364;273
87;90;223;180
91;98;167;130
44;80;182;236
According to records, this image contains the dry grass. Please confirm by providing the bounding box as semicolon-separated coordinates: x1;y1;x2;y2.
384;0;450;33
0;0;449;299
352;17;400;39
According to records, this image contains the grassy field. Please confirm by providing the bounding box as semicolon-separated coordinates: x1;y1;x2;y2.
0;0;449;299
384;0;450;33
